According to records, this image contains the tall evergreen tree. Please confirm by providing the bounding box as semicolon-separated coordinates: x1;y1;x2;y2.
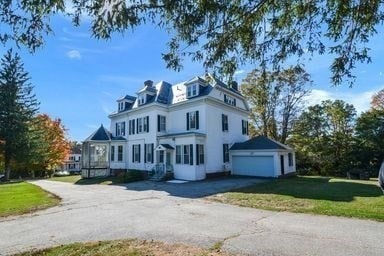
0;49;39;180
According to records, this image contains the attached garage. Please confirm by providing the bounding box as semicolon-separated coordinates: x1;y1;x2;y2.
230;136;296;178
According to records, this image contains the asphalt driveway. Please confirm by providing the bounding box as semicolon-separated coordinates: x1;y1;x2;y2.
1;178;383;256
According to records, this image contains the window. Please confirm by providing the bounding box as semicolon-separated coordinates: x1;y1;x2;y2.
111;146;115;161
118;102;124;111
176;145;182;164
224;94;236;106
133;144;141;163
186;111;199;130
242;120;249;135
144;144;154;163
116;122;125;136
223;144;229;163
288;153;293;167
136;116;149;133
137;118;143;133
222;114;228;132
117;145;123;161
128;119;136;135
138;94;145;105
157;115;166;132
143;116;149;132
183;145;190;164
196;144;204;165
176;145;194;165
187;84;198;98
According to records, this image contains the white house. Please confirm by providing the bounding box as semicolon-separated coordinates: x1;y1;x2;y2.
81;74;295;180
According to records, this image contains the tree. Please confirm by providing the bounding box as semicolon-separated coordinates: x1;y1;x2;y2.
241;66;311;143
290;100;356;175
354;108;384;174
0;49;39;180
28;114;71;176
1;1;383;86
371;89;384;110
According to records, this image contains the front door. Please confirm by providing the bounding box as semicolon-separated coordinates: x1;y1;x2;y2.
280;155;285;175
158;150;165;164
166;151;171;166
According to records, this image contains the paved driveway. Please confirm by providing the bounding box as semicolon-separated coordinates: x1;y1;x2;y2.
1;178;383;256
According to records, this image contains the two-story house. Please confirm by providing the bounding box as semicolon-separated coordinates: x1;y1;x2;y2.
81;74;296;180
81;74;249;180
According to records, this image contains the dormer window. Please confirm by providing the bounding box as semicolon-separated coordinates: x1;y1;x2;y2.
138;94;145;105
187;84;198;98
224;94;236;106
118;102;124;111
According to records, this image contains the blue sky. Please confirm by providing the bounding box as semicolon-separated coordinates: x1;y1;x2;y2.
3;15;384;142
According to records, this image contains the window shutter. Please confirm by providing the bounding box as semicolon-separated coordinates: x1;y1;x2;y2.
222;114;225;131
196;111;199;129
144;144;147;163
223;144;225;163
234;98;236;106
115;123;118;135
151;144;154;163
132;145;134;162
122;122;125;136
146;116;149;132
190;144;193;165
246;121;249;135
196;144;199;165
241;120;244;134
224;94;227;102
128;120;131;135
186;112;190;130
132;119;135;134
136;118;139;134
138;144;141;162
157;115;160;132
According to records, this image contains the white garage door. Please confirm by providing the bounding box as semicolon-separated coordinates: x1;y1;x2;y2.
232;156;275;177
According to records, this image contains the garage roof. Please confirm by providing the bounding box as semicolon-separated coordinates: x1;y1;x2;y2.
230;136;291;150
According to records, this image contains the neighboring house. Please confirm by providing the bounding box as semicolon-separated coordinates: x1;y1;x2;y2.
81;74;295;180
61;153;82;174
230;136;296;177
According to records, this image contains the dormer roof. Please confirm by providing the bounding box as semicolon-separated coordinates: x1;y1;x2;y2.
117;95;136;102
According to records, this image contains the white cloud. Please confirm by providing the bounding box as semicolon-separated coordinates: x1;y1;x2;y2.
234;70;245;75
66;50;81;60
305;88;379;114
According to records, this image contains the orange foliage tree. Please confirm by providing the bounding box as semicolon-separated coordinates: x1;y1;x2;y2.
31;114;71;172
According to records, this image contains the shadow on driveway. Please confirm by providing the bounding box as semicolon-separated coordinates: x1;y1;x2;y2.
119;176;268;198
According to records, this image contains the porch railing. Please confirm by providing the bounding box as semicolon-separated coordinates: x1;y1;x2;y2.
150;164;173;181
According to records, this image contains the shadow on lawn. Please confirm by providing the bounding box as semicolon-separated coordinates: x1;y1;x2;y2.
231;176;383;202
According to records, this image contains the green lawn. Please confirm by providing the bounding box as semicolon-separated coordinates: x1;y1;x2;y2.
49;171;146;185
0;182;60;217
210;176;384;221
16;239;229;256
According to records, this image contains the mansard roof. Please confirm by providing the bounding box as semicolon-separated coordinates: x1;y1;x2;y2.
109;74;246;116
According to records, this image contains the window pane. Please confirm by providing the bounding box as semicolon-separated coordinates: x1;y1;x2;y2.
183;145;189;164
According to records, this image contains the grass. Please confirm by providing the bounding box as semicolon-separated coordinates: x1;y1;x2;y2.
15;239;230;256
0;182;60;217
210;176;384;221
49;171;146;185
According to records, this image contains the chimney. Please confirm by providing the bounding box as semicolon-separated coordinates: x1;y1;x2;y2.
231;81;238;91
144;80;153;87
